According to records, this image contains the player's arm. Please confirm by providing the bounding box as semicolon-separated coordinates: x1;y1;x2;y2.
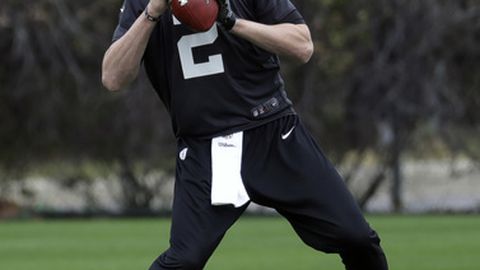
231;20;313;64
102;0;168;91
216;0;313;64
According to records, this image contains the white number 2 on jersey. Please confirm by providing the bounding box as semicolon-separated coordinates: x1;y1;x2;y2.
174;16;225;80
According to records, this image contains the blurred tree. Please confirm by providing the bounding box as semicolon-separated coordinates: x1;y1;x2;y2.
291;0;480;211
0;0;478;213
0;0;175;211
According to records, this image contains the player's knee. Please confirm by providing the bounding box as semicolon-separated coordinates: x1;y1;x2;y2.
180;251;207;270
339;226;381;250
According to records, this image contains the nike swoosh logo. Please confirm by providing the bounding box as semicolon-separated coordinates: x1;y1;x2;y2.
281;125;296;140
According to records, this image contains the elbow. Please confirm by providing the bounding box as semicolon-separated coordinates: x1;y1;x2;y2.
287;40;313;64
291;24;314;64
101;54;136;91
296;40;314;64
102;73;123;92
102;68;133;92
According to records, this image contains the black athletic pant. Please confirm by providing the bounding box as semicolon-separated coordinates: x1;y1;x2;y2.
149;115;388;270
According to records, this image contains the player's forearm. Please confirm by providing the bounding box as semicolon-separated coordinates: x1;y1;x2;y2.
102;14;156;91
230;19;314;64
102;2;167;91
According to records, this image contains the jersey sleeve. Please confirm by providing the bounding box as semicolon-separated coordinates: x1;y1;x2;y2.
112;0;148;42
253;0;305;25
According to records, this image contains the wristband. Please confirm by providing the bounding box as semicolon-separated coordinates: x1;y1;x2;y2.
221;11;236;31
144;6;161;22
217;1;237;31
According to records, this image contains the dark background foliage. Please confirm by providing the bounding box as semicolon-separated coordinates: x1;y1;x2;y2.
0;0;479;212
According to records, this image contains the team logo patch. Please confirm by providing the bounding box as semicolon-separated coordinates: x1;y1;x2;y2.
179;148;188;160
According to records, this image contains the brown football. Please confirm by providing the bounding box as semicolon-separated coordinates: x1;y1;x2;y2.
171;0;219;32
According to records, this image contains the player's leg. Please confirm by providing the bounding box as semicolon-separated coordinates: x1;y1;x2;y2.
242;115;388;270
149;138;247;270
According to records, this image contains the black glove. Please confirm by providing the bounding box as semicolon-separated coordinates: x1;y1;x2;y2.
216;0;236;31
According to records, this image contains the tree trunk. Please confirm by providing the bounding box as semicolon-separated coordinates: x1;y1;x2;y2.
391;111;403;212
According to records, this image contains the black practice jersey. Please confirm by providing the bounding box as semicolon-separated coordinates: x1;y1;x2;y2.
113;0;305;138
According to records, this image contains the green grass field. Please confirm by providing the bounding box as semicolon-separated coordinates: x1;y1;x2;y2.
0;215;479;270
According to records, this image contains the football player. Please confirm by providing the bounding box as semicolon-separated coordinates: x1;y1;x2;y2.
102;0;389;269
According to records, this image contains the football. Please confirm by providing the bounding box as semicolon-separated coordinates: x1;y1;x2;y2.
171;0;219;32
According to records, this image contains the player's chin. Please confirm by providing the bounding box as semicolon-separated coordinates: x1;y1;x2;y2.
188;24;214;33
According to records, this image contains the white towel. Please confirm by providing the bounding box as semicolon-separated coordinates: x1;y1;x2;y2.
211;132;250;207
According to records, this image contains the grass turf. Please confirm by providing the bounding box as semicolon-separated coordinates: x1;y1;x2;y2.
0;215;479;270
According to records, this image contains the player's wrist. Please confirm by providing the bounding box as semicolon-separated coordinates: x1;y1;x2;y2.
219;10;236;31
146;1;168;19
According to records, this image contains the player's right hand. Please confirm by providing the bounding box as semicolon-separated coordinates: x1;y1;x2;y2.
148;0;171;17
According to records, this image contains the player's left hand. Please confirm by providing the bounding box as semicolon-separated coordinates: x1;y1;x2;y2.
216;0;236;31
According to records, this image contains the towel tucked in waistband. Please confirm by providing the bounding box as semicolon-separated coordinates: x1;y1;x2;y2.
210;131;250;208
